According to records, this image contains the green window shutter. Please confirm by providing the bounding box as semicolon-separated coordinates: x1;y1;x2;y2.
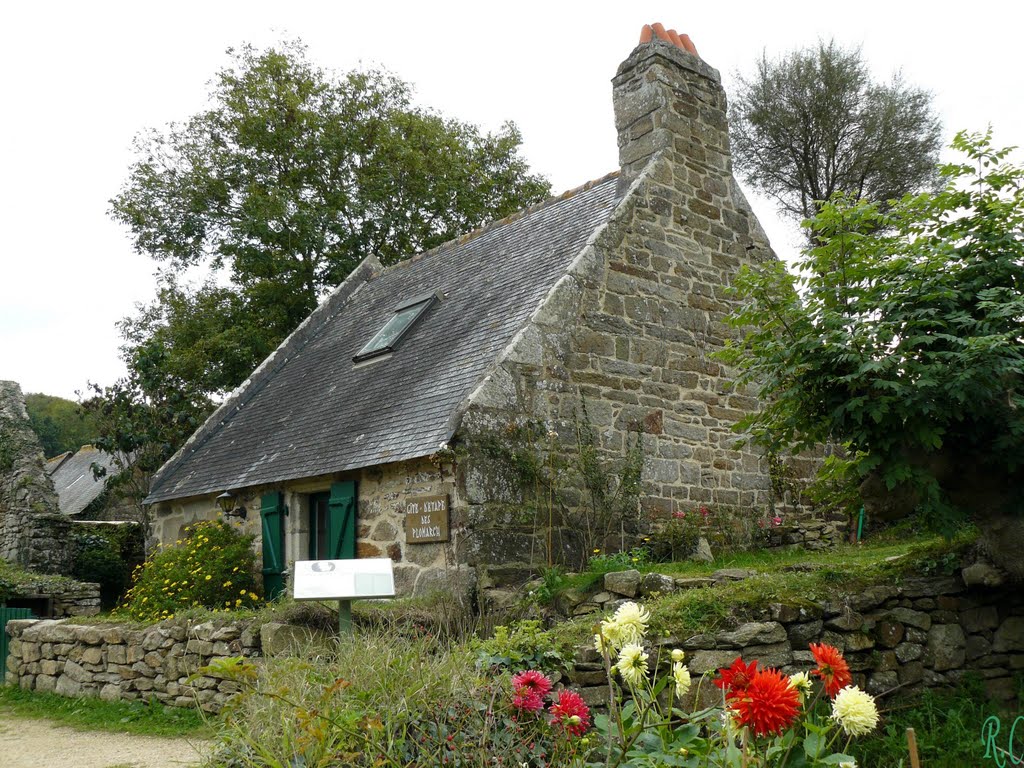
327;481;357;560
260;491;286;600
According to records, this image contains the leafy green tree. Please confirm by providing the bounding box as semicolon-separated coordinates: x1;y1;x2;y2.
729;40;943;227
24;393;99;457
111;39;550;398
719;131;1024;574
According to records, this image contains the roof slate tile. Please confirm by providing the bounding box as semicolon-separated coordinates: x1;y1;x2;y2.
147;175;620;503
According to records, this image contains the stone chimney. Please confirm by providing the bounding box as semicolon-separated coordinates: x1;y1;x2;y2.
613;24;731;186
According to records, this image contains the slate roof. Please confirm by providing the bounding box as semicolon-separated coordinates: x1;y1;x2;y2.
146;174;622;504
47;446;119;517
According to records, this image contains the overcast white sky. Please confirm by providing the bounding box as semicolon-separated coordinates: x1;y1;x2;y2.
3;1;1022;400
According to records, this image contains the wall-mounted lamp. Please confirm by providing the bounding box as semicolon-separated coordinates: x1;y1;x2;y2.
215;491;248;520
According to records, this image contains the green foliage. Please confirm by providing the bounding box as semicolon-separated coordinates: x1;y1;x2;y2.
0;560;82;605
719;131;1024;531
0;685;209;738
470;620;571;674
68;525;144;609
651;505;778;554
24;393;100;457
473;405;646;570
70;533;131;608
645;516;698;562
805;450;865;523
730;39;942;226
119;520;261;621
849;676;1020;766
210;631;589;767
528;565;568;605
587;546;651;573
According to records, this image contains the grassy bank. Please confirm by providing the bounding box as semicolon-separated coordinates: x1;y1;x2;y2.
0;685;211;738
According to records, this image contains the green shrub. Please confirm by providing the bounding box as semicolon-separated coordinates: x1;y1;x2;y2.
119;520;261;621
587;546;650;574
470;620;571;674
647;515;698;562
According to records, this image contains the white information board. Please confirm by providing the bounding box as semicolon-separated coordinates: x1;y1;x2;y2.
292;558;396;601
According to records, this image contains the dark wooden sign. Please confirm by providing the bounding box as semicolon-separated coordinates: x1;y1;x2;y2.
405;494;449;543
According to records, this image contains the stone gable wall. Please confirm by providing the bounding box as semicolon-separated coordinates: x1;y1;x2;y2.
455;43;836;576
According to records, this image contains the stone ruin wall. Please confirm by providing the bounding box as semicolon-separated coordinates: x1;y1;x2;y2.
0;380;73;575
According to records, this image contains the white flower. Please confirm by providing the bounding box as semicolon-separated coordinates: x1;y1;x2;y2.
615;643;649;687
670;648;685;663
788;671;812;700
839;761;857;768
594;617;627;653
611;601;650;645
672;661;691;697
831;685;879;736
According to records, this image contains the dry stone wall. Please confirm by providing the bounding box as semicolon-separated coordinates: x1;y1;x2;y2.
569;571;1024;707
5;618;261;711
2;578;100;617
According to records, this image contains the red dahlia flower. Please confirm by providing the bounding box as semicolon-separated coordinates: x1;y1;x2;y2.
511;670;552;712
809;642;852;698
714;657;758;695
731;667;801;737
549;689;591;736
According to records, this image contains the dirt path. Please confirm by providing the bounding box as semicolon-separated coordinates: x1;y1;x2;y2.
0;710;209;768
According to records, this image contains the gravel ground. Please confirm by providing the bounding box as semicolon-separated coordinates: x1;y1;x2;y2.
0;709;209;768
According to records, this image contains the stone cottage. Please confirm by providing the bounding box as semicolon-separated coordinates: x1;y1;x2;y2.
145;27;830;600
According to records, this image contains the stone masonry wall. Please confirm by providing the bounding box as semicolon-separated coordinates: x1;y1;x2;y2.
568;570;1024;707
151;455;473;600
0;380;72;575
456;41;835;576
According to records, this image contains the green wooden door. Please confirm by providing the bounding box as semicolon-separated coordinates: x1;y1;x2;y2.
260;492;286;600
1;607;34;677
327;481;357;560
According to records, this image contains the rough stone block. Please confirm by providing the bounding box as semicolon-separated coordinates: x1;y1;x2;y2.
927;624;966;671
604;570;642;598
718;622;786;648
993;617;1024;652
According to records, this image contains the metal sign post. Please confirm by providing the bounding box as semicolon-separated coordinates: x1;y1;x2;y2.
292;558;395;635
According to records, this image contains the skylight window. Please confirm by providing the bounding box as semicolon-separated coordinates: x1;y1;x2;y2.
353;292;439;363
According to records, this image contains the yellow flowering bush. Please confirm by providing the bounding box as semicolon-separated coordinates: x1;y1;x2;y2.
119;520;262;621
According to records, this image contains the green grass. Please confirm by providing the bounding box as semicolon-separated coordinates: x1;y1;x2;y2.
849;676;1021;767
0;685;213;738
548;531;976;647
